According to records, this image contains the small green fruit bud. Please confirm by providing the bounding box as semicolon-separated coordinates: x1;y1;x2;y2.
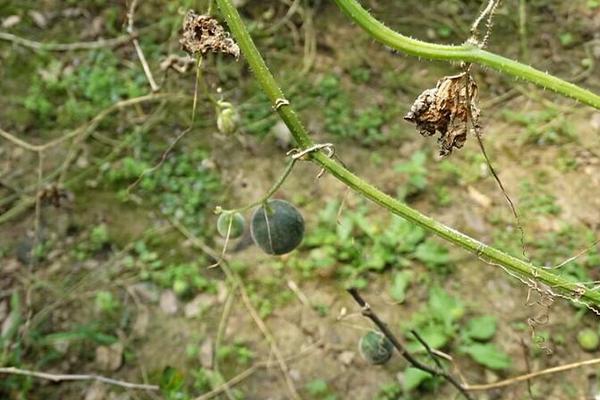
359;330;394;365
217;212;245;239
173;279;189;296
216;101;238;134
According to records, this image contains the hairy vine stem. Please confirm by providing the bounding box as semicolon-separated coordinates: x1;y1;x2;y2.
333;0;600;110
215;0;600;307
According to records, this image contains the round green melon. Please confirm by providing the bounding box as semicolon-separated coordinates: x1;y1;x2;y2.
250;199;305;255
577;328;599;352
359;330;394;365
217;212;245;239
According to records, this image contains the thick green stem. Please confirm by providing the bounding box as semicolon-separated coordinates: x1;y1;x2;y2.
215;0;600;307
333;0;600;110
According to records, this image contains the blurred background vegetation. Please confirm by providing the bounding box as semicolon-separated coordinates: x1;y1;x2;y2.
1;0;600;399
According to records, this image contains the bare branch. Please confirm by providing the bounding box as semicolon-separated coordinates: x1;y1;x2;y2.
126;0;160;92
465;358;600;391
0;31;134;51
346;288;472;400
0;367;158;391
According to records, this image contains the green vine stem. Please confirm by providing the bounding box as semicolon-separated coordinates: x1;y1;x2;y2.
333;0;600;110
216;159;297;214
215;0;600;307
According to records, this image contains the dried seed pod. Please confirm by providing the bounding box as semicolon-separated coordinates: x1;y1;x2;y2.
180;11;240;58
250;200;304;255
405;72;481;156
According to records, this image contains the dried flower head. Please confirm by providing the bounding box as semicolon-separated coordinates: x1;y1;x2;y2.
405;72;480;156
180;11;240;59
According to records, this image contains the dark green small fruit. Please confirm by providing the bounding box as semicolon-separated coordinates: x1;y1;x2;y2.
359;330;394;365
577;328;599;351
217;212;245;239
250;199;304;255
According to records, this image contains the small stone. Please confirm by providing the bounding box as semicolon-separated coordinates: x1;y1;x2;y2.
84;382;107;400
467;186;492;208
160;290;179;315
199;338;213;369
28;10;47;28
271;121;293;149
2;15;21;28
289;369;301;382
131;283;160;304
591;113;600;131
132;307;149;337
96;343;124;371
184;293;216;318
338;351;355;366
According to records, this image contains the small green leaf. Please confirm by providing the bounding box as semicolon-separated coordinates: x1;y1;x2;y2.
559;32;574;47
160;366;185;393
414;240;449;270
390;218;425;253
465;316;497;341
407;324;450;352
428;287;464;328
306;378;328;395
461;343;511;370
403;367;433;392
389;271;413;303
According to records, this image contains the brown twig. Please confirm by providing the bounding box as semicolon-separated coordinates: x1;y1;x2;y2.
194;342;318;400
213;282;239;400
168;218;302;400
0;93;179;154
126;0;159;92
127;57;203;193
346;288;472;400
0;367;159;391
411;329;444;370
465;358;600;391
0;31;134;51
0;94;185;225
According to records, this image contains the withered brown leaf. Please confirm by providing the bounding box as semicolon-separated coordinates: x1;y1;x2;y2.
180;11;240;59
404;72;480;156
